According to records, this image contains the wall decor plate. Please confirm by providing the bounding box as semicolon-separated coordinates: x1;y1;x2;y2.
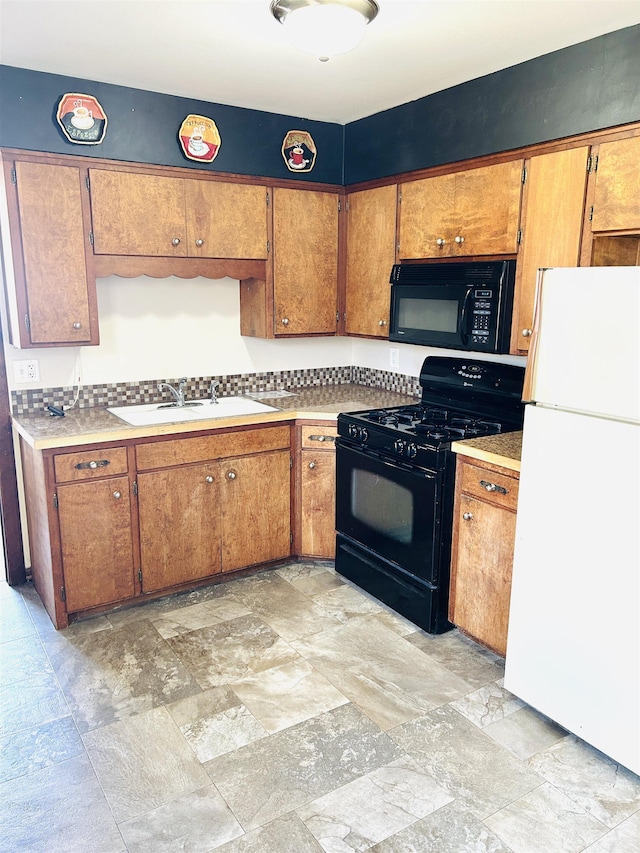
282;130;316;173
56;93;107;144
179;115;221;163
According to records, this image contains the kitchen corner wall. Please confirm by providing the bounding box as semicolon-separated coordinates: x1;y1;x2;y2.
2;24;638;398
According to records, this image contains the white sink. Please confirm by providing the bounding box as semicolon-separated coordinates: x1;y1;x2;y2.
108;397;280;426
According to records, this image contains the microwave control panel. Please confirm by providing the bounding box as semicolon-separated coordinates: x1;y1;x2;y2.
470;289;497;346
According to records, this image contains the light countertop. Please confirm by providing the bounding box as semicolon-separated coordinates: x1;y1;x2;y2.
451;431;523;472
13;384;419;451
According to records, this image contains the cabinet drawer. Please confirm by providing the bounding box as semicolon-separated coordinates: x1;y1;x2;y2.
54;447;128;483
136;425;291;470
300;424;337;449
459;462;519;510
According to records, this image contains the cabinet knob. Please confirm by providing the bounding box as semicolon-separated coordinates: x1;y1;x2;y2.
436;238;446;247
378;319;387;326
113;490;122;500
171;237;181;246
455;235;465;244
72;321;82;330
195;239;204;247
462;511;473;521
226;470;237;480
205;475;214;483
522;328;532;337
281;318;289;326
308;461;316;469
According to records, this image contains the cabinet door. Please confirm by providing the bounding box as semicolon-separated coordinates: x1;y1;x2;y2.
345;185;397;336
453;160;523;256
137;463;221;593
398;161;522;259
450;494;516;656
398;172;455;259
57;476;135;612
512;147;589;354
185;180;268;259
90;170;187;256
591;136;640;232
13;161;94;345
300;450;336;558
221;450;291;572
272;188;339;334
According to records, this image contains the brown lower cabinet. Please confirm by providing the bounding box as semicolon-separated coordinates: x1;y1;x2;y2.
295;422;337;559
449;455;520;656
20;424;293;628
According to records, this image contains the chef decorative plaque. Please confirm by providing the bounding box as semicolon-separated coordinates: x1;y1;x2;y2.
282;130;316;173
56;93;107;145
178;115;221;163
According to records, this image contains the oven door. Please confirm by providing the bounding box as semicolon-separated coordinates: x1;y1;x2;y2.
335;440;441;584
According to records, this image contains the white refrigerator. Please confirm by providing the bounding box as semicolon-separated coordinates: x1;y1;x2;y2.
505;265;640;775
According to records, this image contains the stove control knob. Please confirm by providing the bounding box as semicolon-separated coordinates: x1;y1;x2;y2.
406;443;418;459
348;424;359;439
394;439;406;454
358;427;369;442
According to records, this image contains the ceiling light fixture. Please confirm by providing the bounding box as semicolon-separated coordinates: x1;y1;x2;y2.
270;0;379;62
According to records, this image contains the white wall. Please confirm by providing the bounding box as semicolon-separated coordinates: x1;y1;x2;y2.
4;276;355;391
3;274;526;394
351;338;526;377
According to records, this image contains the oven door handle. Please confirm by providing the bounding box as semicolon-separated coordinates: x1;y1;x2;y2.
460;285;474;347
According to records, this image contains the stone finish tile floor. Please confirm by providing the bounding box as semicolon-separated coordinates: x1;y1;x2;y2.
1;562;639;853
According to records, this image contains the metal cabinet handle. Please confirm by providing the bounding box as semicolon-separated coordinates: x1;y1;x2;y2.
436;238;446;247
480;479;508;495
171;237;181;246
455;235;465;244
281;318;289;326
226;470;237;480
72;321;82;330
75;459;110;470
205;475;214;483
378;319;387;326
309;434;335;443
522;328;532;337
195;239;204;247
463;511;473;521
113;490;122;499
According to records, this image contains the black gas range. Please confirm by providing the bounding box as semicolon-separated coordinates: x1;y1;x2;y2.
335;356;525;633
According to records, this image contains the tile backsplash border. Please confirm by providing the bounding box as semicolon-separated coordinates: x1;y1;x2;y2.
11;366;422;417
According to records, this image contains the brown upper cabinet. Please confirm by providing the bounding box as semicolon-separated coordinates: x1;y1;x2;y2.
1;157;99;347
581;136;640;267
590;136;640;232
511;147;590;354
398;160;523;260
89;169;268;259
241;187;339;337
345;185;397;337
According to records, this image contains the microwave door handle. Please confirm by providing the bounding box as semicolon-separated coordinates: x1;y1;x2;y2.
460;286;474;346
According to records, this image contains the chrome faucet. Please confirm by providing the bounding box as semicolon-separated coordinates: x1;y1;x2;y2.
210;380;220;404
158;377;187;407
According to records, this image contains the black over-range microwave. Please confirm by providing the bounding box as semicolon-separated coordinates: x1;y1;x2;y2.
389;260;516;354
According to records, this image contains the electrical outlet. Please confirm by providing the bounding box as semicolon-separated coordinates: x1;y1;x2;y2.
13;359;40;383
389;347;399;370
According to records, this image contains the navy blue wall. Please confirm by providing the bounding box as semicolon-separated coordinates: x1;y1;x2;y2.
345;25;640;184
1;25;639;188
0;66;345;185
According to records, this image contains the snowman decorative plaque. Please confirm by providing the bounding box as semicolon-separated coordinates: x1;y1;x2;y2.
178;115;221;163
282;130;316;173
